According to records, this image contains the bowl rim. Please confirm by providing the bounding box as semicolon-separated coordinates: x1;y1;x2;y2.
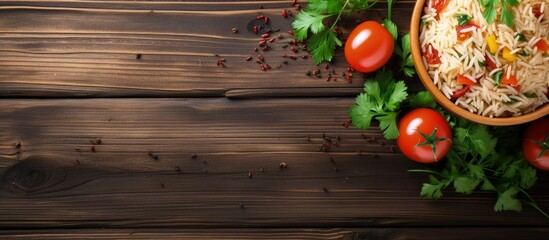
410;0;549;126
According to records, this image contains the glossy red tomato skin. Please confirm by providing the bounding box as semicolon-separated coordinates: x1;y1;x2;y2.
397;108;453;163
522;118;549;170
344;21;394;73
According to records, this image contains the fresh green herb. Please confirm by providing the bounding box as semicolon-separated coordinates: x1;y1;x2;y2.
479;61;488;67
479;0;520;28
393;33;416;77
518;50;530;57
383;0;398;40
524;92;538;98
421;18;429;25
292;0;379;64
348;69;408;139
492;70;503;86
515;33;527;41
410;108;544;215
503;99;518;105
409;91;437;109
383;18;398;40
456;13;472;26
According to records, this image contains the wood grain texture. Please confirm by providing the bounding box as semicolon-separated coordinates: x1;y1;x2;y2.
0;98;547;229
0;0;420;97
2;228;549;240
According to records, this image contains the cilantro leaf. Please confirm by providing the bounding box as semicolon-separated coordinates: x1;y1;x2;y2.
494;187;522;212
383;18;398;40
467;163;485;179
479;0;517;28
306;0;329;13
409;91;437;108
481;178;496;191
505;0;519;6
386;81;408;111
292;11;328;41
402;67;416;78
482;4;497;24
396;33;416;77
454;176;481;195
492;70;503;86
500;5;515;28
377;112;400;139
456;13;472;26
348;69;407;139
421;182;445;199
292;0;380;64
308;29;342;64
348;93;376;130
519;166;537;189
469;124;497;160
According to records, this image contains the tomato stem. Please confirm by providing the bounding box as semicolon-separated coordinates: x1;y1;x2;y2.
528;132;549;161
415;126;450;162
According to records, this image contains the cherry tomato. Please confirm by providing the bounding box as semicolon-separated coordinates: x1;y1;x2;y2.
535;38;548;52
344;21;394;73
522;118;549;170
397;108;452;163
456;24;478;41
422;44;441;64
457;74;476;85
451;85;471;100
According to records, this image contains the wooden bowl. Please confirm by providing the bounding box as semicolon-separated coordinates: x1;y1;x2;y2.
410;0;549;126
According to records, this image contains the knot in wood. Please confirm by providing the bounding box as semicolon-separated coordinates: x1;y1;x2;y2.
2;157;66;194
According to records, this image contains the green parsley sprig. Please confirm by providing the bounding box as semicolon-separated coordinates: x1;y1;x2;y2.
408;92;547;217
393;33;416;77
348;69;408;139
292;0;380;64
479;0;519;28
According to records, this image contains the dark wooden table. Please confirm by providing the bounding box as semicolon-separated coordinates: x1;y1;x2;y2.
1;0;547;239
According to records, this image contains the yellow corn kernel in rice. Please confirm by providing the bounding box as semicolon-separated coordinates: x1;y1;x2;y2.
502;47;517;62
487;34;498;54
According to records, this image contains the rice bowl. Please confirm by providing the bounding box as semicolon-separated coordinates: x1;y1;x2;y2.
416;0;548;120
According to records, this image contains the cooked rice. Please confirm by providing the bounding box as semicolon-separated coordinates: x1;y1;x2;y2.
420;0;549;117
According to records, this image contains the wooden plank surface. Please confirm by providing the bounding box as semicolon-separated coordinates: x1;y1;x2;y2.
0;98;547;229
0;0;420;97
1;0;548;237
2;228;549;240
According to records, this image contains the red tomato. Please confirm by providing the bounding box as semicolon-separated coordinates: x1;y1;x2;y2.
430;0;448;14
456;24;478;41
422;44;441;64
344;21;394;73
397;108;453;163
522;118;549;170
502;72;518;86
535;38;548;52
451;85;471;100
457;74;476;85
